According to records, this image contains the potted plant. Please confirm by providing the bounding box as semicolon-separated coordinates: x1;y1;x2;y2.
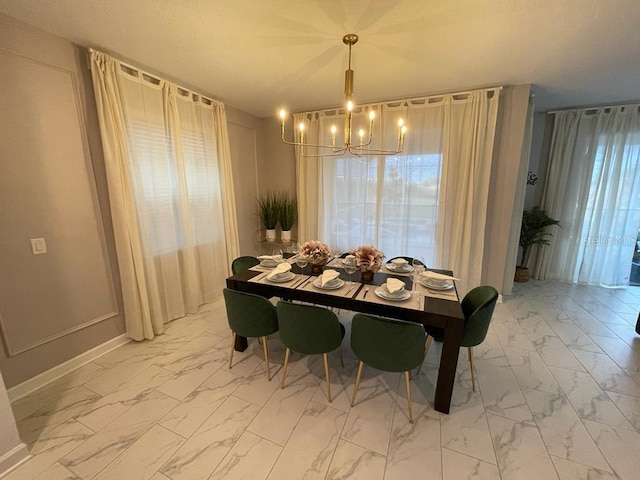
258;192;279;241
516;206;560;282
277;192;297;242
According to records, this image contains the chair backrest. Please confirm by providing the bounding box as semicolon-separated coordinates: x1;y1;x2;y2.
277;302;344;355
460;286;499;347
231;256;260;275
350;314;426;372
223;288;278;338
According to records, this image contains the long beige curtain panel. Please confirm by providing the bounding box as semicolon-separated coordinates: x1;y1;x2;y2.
89;50;239;341
295;88;500;295
535;104;640;286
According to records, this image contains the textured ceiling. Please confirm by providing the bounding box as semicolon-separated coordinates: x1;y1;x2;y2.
1;0;639;117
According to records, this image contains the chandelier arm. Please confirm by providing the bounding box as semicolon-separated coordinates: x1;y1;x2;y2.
297;147;348;158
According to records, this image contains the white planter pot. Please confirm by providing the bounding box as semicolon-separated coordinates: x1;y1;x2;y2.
265;229;276;242
281;230;292;242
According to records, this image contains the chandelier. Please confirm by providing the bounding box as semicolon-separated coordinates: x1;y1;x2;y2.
278;34;407;157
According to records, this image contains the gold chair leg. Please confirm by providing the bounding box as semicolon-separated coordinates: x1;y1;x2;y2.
229;332;236;369
416;335;433;376
338;345;344;368
468;346;476;392
323;353;332;403
281;348;291;389
263;336;271;381
405;371;413;424
351;361;364;407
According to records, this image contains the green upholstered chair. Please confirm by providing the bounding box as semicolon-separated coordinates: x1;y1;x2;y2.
350;314;426;423
223;288;279;380
231;256;260;275
418;285;498;391
277;301;345;402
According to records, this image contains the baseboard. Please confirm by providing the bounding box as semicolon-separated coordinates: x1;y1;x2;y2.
7;334;130;402
498;294;504;304
0;443;30;479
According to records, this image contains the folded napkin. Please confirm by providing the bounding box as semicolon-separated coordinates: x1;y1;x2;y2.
385;277;406;293
421;271;459;282
258;255;282;261
267;262;291;279
320;269;340;287
390;258;408;266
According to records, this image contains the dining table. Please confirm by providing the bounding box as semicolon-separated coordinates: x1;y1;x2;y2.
225;257;465;414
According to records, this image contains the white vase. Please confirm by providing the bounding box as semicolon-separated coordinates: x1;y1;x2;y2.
265;229;276;242
281;230;292;242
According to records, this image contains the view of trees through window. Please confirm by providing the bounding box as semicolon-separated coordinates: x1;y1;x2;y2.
322;153;441;264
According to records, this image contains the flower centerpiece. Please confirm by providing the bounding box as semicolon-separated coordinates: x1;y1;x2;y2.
300;240;331;274
352;245;385;282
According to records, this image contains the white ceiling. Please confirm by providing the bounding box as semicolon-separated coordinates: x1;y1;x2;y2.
1;0;639;118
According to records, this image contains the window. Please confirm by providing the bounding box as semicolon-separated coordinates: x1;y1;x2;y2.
321;153;442;263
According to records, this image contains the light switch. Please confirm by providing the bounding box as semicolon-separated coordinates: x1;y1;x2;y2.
30;238;47;255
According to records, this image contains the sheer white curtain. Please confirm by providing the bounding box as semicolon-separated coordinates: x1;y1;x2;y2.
535;105;640;286
90;50;239;340
296;89;500;293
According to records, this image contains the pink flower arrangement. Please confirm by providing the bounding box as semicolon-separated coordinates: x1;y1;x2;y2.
352;245;385;272
300;240;331;265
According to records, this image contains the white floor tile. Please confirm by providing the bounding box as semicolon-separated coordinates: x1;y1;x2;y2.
442;448;501;480
325;440;386;480
208;431;281;480
94;425;183;480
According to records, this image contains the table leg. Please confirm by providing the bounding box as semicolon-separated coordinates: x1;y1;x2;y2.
434;318;464;414
234;334;248;352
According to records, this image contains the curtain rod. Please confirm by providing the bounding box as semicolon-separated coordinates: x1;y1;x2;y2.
546;102;640;114
299;86;504;116
86;47;222;106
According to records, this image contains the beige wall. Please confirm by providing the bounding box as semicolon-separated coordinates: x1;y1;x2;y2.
258;116;296;196
0;14;125;388
482;85;532;295
226;105;263;256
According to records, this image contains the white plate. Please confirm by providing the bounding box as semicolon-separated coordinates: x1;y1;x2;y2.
267;272;296;283
313;278;345;290
260;260;279;268
420;279;454;291
385;263;413;273
374;287;411;301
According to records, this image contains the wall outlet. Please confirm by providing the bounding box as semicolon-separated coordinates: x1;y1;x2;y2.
30;238;47;255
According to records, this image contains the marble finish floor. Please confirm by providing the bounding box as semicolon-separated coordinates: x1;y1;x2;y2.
6;280;640;480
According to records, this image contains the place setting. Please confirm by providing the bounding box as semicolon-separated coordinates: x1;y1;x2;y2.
298;269;360;297
383;257;414;275
249;262;304;287
416;270;459;301
248;253;285;271
355;277;424;310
